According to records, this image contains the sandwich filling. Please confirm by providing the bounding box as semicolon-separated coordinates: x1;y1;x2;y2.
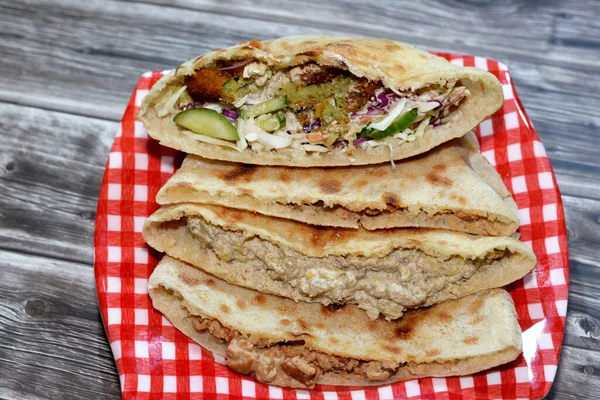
188;313;401;388
157;61;470;154
186;216;510;319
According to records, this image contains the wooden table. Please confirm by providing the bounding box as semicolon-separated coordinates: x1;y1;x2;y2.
0;0;598;398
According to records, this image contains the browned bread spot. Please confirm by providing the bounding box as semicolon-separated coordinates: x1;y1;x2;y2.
393;325;413;339
462;336;480;345
468;315;485;326
383;344;403;354
205;279;216;287
178;272;201;286
236;299;247;310
426;171;452;187
468;298;484;315
254;294;267;305
383;192;401;208
437;312;453;322
426;349;441;357
278;172;291;183
247;40;261;48
238;188;254;196
297;319;309;330
319;179;341;194
218;164;257;183
432;164;448;172
220;304;231;314
320;304;344;316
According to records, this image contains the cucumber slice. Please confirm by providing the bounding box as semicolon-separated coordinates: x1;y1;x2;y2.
241;95;287;118
173;108;239;141
359;108;419;140
255;111;286;132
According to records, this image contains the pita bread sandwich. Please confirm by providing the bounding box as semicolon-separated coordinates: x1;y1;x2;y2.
142;203;535;320
156;133;518;236
139;35;503;166
149;256;523;389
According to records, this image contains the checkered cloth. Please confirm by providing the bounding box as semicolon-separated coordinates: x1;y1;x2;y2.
94;53;569;399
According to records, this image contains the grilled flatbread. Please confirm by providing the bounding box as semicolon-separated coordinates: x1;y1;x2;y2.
142;203;535;320
157;133;518;236
149;256;522;389
139;35;503;166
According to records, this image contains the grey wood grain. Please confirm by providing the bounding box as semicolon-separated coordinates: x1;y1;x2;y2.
545;346;600;399
0;250;120;400
0;103;117;263
0;0;598;398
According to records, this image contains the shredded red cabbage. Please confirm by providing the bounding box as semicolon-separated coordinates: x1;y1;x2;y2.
220;59;253;71
366;106;386;115
303;118;321;132
353;137;371;146
334;139;348;148
221;108;239;121
376;92;391;107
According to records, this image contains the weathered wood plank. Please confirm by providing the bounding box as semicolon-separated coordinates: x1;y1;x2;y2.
545;345;600;399
0;250;120;399
0;103;117;263
563;291;600;353
122;0;600;67
562;196;600;268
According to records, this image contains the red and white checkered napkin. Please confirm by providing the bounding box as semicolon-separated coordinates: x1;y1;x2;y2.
94;53;569;399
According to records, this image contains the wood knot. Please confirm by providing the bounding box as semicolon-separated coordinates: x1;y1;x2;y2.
584;365;595;376
25;299;46;316
81;210;95;220
577;316;598;338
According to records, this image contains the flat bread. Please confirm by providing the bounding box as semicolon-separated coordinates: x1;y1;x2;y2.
139;35;503;166
157;133;518;236
149;256;522;388
142;203;536;319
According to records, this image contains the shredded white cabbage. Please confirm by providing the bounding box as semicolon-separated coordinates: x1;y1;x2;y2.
388;143;396;169
240;118;292;149
302;144;329;153
156;85;188;117
255;130;292;149
415;117;431;138
236;119;248;151
181;130;241;151
251;142;265;151
418;102;440;113
202;103;223;112
393;129;413;140
233;95;248;108
369;98;406;131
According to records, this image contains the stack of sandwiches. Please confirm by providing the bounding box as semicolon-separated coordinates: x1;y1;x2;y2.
140;36;536;389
